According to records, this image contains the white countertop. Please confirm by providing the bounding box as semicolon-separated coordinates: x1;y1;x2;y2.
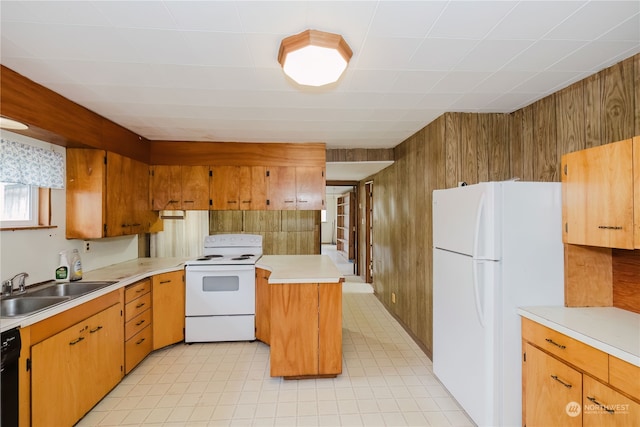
256;255;343;284
0;257;188;332
518;306;640;367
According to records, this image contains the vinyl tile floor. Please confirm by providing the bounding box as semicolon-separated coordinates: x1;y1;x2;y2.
78;283;473;427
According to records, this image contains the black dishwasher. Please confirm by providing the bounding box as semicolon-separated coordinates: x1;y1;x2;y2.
1;328;21;427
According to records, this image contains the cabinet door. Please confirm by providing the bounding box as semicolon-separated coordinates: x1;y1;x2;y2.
82;304;124;414
66;149;106;239
130;157;150;234
239;166;267;210
152;271;185;349
296;166;325;210
583;375;640;427
150;165;182;210
105;152;131;236
32;322;86;427
255;268;271;344
523;343;582;427
563;139;634;249
181;165;210;210
211;166;240;210
267;167;297;210
270;283;319;377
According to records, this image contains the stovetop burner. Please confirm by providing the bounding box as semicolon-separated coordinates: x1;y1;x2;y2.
196;254;224;261
232;256;251;261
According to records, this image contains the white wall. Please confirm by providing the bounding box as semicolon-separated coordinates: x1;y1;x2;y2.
0;131;139;286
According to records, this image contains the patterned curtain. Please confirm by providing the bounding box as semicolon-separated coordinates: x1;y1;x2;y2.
0;138;64;188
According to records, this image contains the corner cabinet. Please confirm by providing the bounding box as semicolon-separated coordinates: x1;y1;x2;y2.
562;137;638;249
266;166;325;210
152;271;185;349
67;149;153;238
522;318;640;427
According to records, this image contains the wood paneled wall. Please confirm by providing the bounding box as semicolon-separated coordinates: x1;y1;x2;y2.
364;53;640;356
210;210;320;255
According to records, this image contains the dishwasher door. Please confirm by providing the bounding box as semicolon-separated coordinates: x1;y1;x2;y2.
1;327;21;427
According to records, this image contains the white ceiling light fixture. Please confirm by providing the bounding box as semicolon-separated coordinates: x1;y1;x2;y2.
0;117;29;130
278;29;353;87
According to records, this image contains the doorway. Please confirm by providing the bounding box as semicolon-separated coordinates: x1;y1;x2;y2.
322;184;358;277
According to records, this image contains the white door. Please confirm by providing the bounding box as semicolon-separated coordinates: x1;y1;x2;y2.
433;248;497;427
185;265;255;316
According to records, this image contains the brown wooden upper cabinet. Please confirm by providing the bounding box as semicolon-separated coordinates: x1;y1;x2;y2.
562;137;637;249
150;165;210;211
67;149;151;239
210;166;267;210
267;166;325;210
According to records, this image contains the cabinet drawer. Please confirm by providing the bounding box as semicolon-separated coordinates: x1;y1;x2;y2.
522;318;608;381
125;325;152;374
125;309;152;341
124;293;151;322
609;356;640;400
125;279;151;303
583;375;640;426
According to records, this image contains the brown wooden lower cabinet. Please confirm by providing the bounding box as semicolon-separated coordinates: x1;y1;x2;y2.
522;317;640;427
152;270;185;349
268;281;342;378
30;303;123;427
124;279;152;373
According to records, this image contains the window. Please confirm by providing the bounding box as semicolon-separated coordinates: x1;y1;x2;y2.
0;182;39;227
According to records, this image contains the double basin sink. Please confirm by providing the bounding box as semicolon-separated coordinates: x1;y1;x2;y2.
1;281;116;318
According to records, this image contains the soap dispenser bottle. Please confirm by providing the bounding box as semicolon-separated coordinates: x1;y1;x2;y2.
56;250;70;282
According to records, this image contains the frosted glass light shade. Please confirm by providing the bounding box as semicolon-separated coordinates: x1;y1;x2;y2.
278;29;352;87
0;117;28;130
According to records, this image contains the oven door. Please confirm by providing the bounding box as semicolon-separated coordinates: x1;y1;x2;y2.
185;264;255;316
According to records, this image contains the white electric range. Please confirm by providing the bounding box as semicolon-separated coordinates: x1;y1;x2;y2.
184;234;262;343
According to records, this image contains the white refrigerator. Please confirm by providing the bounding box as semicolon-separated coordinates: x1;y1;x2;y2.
432;181;564;427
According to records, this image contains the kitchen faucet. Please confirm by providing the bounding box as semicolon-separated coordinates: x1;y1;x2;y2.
2;272;29;296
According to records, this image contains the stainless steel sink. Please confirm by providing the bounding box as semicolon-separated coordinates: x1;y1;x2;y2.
28;281;115;297
0;281;116;318
1;296;70;317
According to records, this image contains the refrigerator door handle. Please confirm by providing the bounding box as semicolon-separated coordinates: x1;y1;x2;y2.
472;193;485;259
471;260;485;328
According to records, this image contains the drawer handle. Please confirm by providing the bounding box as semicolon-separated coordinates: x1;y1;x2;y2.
69;337;85;345
160;280;171;284
135;319;146;326
545;338;566;349
183;200;194;203
587;396;615;414
135;288;145;293
136;302;145;309
242;200;251;204
227;201;237;204
136;337;146;345
598;225;622;230
550;375;572;389
89;326;103;334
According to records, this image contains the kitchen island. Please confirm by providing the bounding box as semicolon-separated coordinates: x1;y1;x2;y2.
256;255;344;379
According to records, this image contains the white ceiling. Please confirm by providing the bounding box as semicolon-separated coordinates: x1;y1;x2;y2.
1;1;639;154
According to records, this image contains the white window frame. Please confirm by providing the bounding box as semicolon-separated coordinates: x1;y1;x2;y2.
0;182;39;228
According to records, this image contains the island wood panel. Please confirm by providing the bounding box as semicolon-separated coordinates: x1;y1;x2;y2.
362;53;640;357
149;141;325;167
255;268;271;344
269;283;319;377
318;282;342;375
